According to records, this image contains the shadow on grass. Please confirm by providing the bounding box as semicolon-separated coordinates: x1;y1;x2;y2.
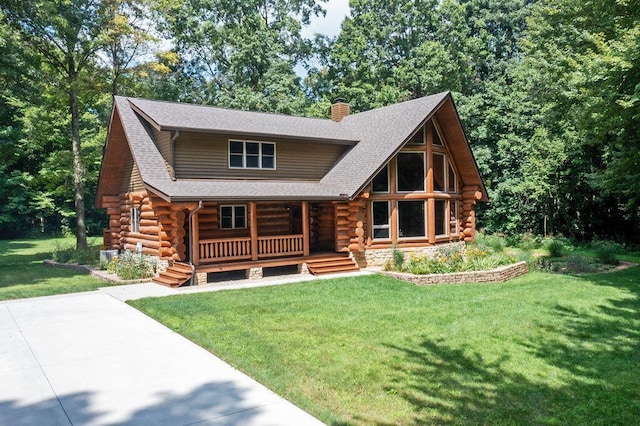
0;263;90;289
383;267;640;424
0;241;45;265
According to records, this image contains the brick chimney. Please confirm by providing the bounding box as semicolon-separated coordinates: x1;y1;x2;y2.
330;98;350;122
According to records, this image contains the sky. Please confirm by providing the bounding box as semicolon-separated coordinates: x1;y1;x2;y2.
296;0;350;76
302;0;350;39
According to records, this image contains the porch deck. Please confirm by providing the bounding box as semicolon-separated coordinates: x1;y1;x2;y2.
194;252;349;274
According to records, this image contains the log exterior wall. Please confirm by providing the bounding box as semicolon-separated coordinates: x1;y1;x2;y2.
102;190;194;261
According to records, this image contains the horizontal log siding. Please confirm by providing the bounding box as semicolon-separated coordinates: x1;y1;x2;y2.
196;202;292;239
119;152;144;193
174;132;347;180
257;203;290;236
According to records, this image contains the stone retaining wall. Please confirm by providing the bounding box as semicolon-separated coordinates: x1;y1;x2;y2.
380;261;529;285
352;241;466;268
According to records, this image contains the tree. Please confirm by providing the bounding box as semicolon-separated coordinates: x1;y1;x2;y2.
521;0;640;240
2;0;131;248
154;0;326;113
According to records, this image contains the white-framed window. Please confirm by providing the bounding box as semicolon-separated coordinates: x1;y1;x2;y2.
397;200;426;238
396;152;425;192
433;152;446;192
372;201;391;240
220;205;247;229
450;200;459;235
371;165;389;193
435;200;448;237
131;206;140;233
407;125;425;144
228;140;276;169
432;121;444;146
448;160;457;193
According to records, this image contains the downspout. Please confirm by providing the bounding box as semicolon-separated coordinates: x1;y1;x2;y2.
187;200;204;286
170;130;180;180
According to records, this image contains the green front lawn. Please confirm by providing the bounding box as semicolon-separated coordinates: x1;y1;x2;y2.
0;237;116;300
131;266;640;425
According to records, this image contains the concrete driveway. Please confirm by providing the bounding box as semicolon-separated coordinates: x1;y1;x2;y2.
0;291;324;425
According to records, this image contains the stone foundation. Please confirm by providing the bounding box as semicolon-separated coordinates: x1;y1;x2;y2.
381;261;529;285
298;263;310;275
352;241;466;268
246;267;263;280
194;272;207;285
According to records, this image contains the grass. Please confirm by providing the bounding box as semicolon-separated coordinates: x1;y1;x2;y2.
131;261;640;425
0;236;119;301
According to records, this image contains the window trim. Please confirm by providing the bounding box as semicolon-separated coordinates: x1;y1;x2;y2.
228;140;276;170
396;152;426;193
131;206;140;233
450;200;459;236
220;204;247;230
371;200;391;240
407;125;425;145
371;164;390;194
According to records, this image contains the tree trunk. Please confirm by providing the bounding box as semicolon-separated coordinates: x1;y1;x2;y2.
69;85;87;249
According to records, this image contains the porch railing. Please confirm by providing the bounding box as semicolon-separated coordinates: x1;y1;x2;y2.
258;234;304;258
198;234;304;263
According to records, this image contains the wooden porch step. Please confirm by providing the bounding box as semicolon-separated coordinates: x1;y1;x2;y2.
306;254;359;276
152;262;192;288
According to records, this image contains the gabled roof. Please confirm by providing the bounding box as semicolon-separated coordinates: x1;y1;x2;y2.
96;92;488;204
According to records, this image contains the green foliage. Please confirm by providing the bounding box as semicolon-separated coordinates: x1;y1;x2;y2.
391;245;405;271
50;240;101;265
545;238;565;258
563;255;597;274
592;240;621;266
404;245;516;275
112;250;157;280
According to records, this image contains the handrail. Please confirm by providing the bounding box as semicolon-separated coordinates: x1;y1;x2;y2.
198;234;304;263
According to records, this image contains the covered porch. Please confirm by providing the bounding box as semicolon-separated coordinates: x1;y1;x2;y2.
189;200;338;266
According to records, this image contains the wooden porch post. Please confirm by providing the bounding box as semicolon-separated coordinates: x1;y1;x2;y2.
191;211;200;266
250;202;258;260
302;201;310;256
427;122;436;244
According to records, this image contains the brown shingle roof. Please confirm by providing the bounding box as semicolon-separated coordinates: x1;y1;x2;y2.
106;93;487;202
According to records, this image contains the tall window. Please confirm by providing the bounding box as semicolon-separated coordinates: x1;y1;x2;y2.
229;140;276;169
448;161;457;193
398;201;426;238
435;200;447;236
433;152;446;192
131;207;140;233
220;205;247;229
450;201;459;235
372;201;390;239
396;152;425;192
372;165;389;193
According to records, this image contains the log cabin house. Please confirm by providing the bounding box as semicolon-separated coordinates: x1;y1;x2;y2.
96;92;488;286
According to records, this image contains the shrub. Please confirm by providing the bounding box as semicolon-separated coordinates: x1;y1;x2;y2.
533;256;556;273
592;240;621;265
405;246;515;275
545;238;565;258
391;246;405;271
51;240;101;265
484;234;506;253
564;255;597;273
517;233;543;250
112;251;156;280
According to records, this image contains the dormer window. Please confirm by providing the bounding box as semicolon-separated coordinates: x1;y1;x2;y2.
229;140;276;169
